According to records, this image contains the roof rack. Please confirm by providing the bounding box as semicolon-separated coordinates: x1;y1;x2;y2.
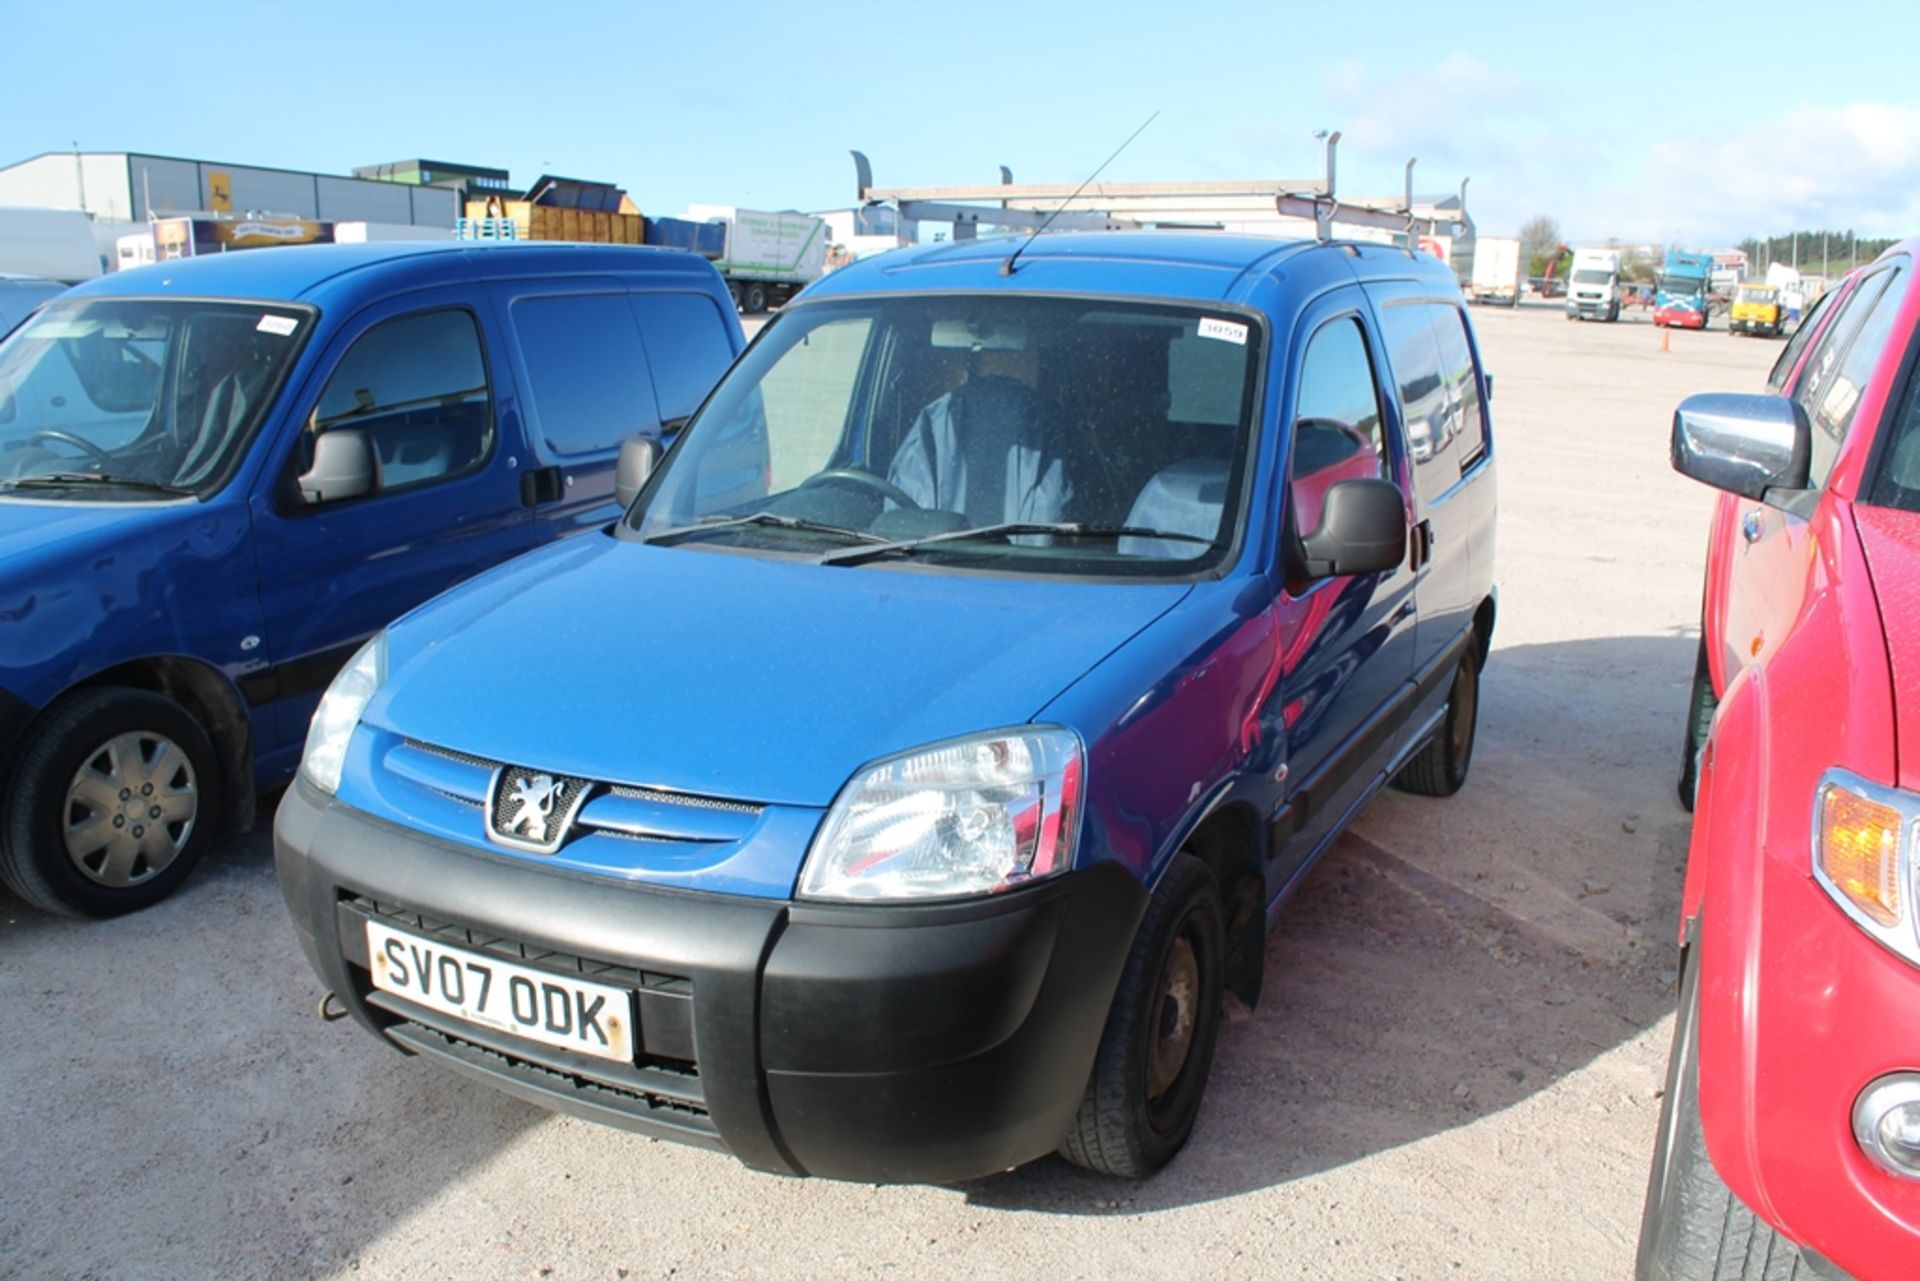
846;134;1466;250
1272;133;1469;245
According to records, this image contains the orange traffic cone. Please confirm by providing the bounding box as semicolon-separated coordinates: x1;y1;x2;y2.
1660;325;1670;353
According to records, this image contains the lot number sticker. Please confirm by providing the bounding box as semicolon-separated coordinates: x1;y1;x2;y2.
1197;317;1248;345
256;315;300;337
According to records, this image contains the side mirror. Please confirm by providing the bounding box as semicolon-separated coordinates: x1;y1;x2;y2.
297;429;377;505
1671;393;1810;502
614;434;663;509
1298;478;1406;579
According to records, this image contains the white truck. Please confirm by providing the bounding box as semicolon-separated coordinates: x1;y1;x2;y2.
1467;236;1522;306
1565;247;1623;322
685;205;827;314
0;207;103;284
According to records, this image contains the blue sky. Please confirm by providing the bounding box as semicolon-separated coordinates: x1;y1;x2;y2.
7;0;1916;247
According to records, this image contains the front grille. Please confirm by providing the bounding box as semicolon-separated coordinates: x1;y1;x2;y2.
403;738;765;817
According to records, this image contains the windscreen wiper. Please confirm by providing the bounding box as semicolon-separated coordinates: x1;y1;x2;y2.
2;473;195;497
819;521;1220;567
642;511;888;547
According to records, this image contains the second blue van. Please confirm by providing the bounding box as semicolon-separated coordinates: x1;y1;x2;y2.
0;242;743;916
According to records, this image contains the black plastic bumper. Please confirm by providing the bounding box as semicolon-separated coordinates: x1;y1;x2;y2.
274;780;1146;1183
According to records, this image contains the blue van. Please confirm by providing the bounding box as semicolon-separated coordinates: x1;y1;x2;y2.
276;232;1497;1181
0;242;743;917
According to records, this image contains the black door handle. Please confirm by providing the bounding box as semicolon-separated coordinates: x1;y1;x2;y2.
1413;519;1435;569
520;465;563;507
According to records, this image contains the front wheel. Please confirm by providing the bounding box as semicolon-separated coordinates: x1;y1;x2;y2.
1061;853;1224;1178
1678;639;1715;812
0;688;222;917
1393;644;1480;796
1636;945;1811;1280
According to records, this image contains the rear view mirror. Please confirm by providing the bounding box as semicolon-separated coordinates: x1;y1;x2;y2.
1671;393;1810;502
297;429;377;505
1298;478;1406;579
615;434;663;509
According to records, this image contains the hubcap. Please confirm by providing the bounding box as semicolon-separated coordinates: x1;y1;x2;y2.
63;731;197;888
1148;935;1200;1102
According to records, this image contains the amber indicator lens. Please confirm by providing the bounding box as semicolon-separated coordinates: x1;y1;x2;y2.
1819;785;1905;927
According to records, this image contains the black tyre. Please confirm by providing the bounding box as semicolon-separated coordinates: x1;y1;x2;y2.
1636;945;1811;1280
743;282;768;314
1061;853;1224;1178
1678;640;1716;812
1393;645;1480;797
726;280;743;310
1;688;222;917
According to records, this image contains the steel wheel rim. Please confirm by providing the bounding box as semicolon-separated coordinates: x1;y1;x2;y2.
1449;660;1478;760
63;731;197;887
1147;934;1200;1104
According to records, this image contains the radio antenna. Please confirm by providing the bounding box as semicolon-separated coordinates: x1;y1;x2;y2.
1000;110;1159;277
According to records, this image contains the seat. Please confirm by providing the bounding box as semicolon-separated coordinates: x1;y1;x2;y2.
1119;458;1229;559
885;375;1070;526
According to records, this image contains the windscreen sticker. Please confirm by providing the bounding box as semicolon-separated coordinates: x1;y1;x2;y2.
257;314;299;336
1197;317;1248;346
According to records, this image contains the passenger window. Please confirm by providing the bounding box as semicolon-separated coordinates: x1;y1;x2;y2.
308;309;492;496
1797;267;1906;489
1770;286;1836;392
1428;305;1488;469
1379;302;1453;500
756;316;872;491
630;293;737;423
1289;317;1386;537
510;293;659;456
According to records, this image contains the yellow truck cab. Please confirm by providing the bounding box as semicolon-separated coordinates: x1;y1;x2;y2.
1729;282;1785;337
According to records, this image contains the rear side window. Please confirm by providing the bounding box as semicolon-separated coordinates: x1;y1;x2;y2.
1795;266;1907;489
1289;316;1386;536
1378;302;1451;497
1428;305;1488;468
510;293;660;455
310;309;492;494
630;293;737;423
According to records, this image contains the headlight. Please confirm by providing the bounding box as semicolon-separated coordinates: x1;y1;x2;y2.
1814;768;1920;964
299;633;386;795
797;727;1084;902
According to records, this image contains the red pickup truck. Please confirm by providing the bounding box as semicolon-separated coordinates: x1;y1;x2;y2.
1643;245;1920;1280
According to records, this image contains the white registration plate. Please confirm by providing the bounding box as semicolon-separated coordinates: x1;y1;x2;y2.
366;921;635;1063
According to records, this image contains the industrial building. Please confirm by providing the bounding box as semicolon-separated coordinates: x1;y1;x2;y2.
0;151;460;227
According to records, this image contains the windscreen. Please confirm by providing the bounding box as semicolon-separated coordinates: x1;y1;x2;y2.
1571;269;1612;285
1657;275;1706;297
626;295;1263;577
0;298;308;498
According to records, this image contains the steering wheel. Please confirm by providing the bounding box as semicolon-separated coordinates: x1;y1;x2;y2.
26;430;114;465
800;468;921;509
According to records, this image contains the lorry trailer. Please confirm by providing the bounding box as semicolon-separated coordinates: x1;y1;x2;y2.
1467;236;1522;306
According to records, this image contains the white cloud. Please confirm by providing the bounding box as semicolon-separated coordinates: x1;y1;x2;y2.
1607;103;1920;244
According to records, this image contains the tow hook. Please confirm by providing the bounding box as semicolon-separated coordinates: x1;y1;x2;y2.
318;991;349;1022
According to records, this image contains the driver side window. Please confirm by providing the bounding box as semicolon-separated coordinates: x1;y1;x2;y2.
303;308;493;500
1289;316;1387;537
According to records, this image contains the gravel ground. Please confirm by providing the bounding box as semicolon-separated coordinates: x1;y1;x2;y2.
0;301;1782;1280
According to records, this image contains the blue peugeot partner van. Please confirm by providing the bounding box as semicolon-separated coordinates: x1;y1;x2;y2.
0;242;742;917
276;232;1497;1181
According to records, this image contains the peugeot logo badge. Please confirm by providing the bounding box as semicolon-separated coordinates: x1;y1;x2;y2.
485;766;591;855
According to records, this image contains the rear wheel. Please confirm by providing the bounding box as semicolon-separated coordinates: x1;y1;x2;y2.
1393;644;1480;797
1636;944;1811;1280
743;282;768;314
1061;853;1224;1178
1;688;221;917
